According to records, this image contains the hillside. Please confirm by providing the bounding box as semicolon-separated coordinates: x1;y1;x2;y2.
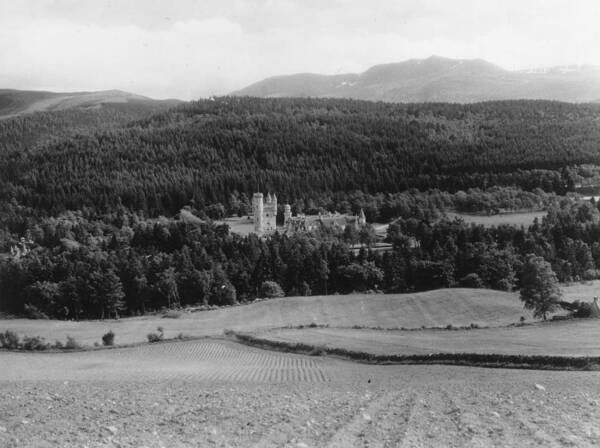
0;289;527;345
1;97;599;215
0;89;180;119
232;56;600;103
0;89;180;152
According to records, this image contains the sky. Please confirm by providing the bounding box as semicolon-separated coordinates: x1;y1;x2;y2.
1;0;599;100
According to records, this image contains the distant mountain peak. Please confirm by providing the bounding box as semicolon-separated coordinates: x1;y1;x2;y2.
232;56;600;103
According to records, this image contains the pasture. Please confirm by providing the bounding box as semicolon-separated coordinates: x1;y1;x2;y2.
445;210;546;227
0;288;528;346
252;319;600;357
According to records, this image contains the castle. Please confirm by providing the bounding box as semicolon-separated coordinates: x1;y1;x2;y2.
252;192;277;234
252;192;366;234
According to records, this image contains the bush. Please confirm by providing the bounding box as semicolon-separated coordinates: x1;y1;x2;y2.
23;304;49;320
147;326;164;343
259;281;285;299
459;273;484;288
0;330;20;349
162;310;182;319
65;336;80;350
102;330;115;346
22;336;48;351
53;340;63;349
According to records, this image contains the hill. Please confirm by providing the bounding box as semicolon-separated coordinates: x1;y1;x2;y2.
1;97;599;215
0;89;180;152
0;88;180;119
0;288;527;345
232;56;600;103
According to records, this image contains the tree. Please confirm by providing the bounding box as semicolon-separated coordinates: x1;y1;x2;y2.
259;281;285;298
519;254;562;320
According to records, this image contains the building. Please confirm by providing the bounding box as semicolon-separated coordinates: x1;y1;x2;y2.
251;191;367;235
252;192;277;234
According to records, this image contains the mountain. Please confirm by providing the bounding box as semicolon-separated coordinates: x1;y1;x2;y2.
0;89;180;119
232;56;600;103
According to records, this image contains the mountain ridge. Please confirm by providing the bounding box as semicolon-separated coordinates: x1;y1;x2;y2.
0;88;181;119
232;56;600;103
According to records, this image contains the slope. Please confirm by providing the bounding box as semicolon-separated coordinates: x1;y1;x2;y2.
0;288;528;345
0;88;180;119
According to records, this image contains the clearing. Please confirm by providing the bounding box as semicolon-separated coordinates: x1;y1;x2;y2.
445;210;546;227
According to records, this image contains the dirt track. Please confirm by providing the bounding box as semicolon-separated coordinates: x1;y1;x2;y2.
2;339;600;447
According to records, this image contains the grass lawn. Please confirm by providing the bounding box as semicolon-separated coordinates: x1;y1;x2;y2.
445;211;546;227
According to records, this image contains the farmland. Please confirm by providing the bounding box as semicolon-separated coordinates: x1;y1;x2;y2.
249;319;600;357
2;287;600;447
0;288;528;346
2;339;600;447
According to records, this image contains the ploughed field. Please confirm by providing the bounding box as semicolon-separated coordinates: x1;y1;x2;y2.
2;339;600;447
2;287;600;447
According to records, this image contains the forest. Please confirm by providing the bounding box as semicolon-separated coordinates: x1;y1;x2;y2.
1;97;600;319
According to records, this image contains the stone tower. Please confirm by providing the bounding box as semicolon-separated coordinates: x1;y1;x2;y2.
252;192;264;233
283;204;292;225
263;193;277;232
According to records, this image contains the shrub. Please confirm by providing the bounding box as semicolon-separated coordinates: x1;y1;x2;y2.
147;326;164;343
65;336;80;350
102;330;115;346
22;336;48;351
0;330;20;349
53;340;64;349
23;304;49;320
308;322;318;328
259;281;285;299
459;273;484;288
162;310;182;319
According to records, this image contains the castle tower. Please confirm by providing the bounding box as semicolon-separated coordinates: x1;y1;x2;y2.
358;209;367;227
283;204;292;225
252;192;264;233
263;192;277;232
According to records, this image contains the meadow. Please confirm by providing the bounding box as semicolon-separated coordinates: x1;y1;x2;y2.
445;210;547;227
0;288;527;346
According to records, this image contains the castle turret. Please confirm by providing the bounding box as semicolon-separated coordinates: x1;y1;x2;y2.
252;192;264;233
283;204;292;225
358;209;367;227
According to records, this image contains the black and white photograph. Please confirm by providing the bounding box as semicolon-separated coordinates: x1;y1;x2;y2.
1;0;600;446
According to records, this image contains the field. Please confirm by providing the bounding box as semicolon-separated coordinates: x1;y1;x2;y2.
445;211;547;227
0;288;528;346
2;287;600;447
251;319;600;357
2;340;600;447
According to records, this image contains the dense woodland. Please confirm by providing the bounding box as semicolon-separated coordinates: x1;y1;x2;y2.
1;97;600;319
0;97;598;215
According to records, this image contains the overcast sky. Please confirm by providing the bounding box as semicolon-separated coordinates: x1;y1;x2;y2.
1;0;599;100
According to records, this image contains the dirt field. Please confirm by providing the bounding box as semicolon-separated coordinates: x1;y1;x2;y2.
0;288;529;346
256;319;600;357
2;338;600;447
445;211;547;227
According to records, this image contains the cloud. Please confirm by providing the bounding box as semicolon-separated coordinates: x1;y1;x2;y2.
1;0;599;99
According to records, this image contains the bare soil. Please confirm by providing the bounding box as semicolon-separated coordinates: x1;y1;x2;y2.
1;339;600;447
